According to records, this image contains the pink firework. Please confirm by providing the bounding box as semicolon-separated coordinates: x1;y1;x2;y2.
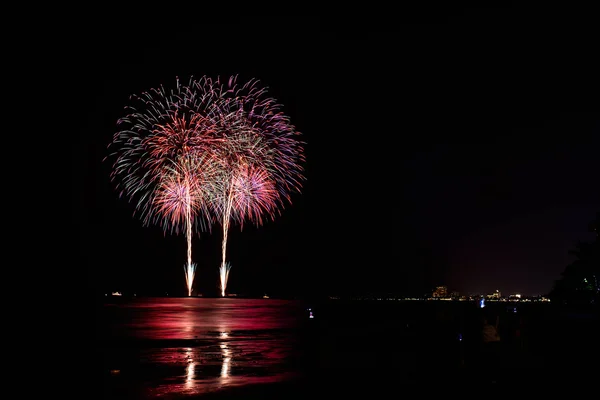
207;76;306;296
153;155;219;235
107;76;226;296
106;75;305;297
107;76;225;232
153;155;220;296
231;164;279;227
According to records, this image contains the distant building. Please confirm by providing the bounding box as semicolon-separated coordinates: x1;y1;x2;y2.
433;286;448;298
486;290;501;299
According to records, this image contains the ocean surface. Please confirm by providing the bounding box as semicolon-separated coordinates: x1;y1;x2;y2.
97;298;308;398
96;297;599;398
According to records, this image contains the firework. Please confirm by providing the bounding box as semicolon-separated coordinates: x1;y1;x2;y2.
156;159;200;297
153;155;221;295
106;77;225;295
107;76;225;228
209;76;305;296
184;262;197;297
219;262;232;297
106;75;305;296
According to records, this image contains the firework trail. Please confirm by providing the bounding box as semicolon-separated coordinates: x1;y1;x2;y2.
185;262;197;297
106;75;305;296
209;76;306;296
154;156;220;295
219;262;232;297
216;163;280;295
157;160;197;297
106;77;225;296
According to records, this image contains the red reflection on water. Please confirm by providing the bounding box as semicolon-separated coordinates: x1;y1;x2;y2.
185;347;195;391
100;298;304;397
219;332;231;384
101;297;301;340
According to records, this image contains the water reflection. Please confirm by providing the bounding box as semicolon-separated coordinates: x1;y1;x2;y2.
185;348;195;390
185;305;196;391
99;298;303;397
220;332;231;381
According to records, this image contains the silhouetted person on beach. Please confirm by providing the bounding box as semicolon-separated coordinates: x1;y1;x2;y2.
482;315;501;344
478;313;503;382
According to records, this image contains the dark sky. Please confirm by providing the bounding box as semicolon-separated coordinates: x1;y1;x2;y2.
73;8;599;298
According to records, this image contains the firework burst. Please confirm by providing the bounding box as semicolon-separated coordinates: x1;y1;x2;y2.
154;155;220;296
106;75;305;296
208;76;305;296
106;77;225;295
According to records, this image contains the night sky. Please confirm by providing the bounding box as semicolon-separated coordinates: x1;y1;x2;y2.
74;8;599;298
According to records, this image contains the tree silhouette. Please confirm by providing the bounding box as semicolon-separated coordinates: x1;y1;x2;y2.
548;212;599;305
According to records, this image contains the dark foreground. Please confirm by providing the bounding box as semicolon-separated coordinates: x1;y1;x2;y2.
95;298;599;398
